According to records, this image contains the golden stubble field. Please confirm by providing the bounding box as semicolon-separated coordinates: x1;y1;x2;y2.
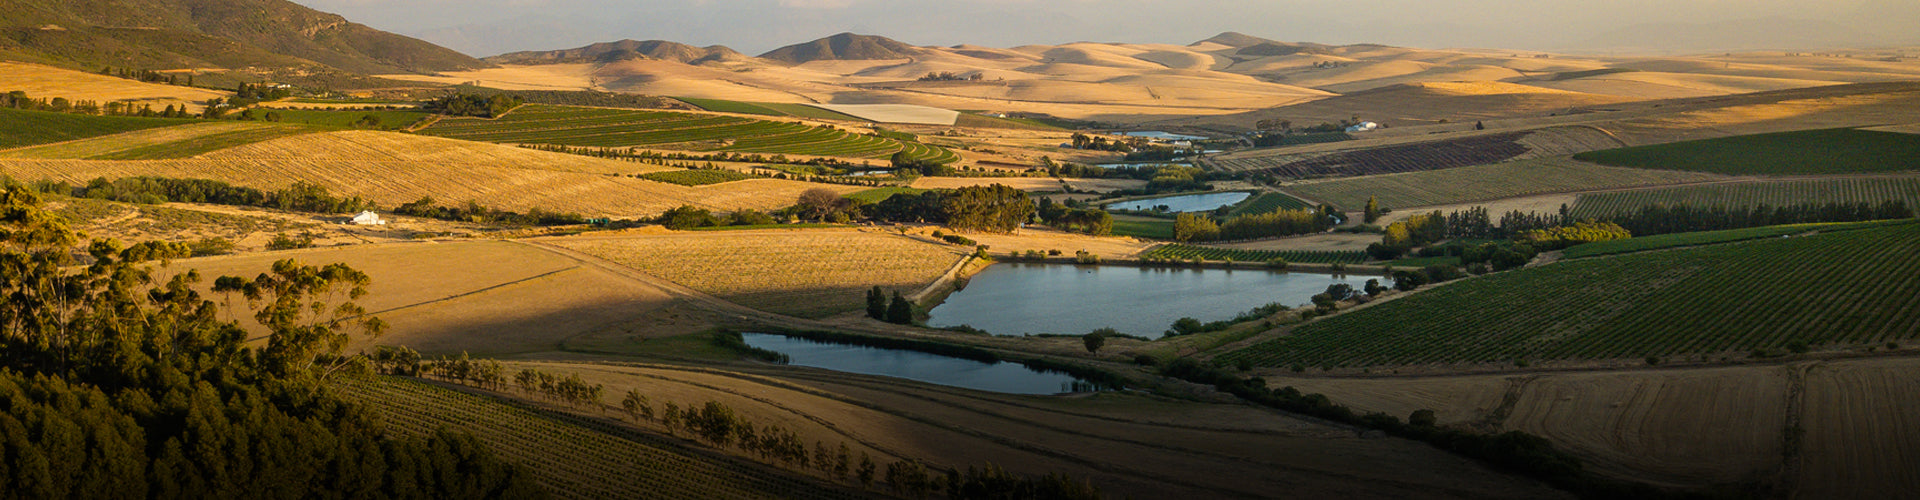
0;62;228;112
160;241;679;356
0;130;864;217
487;360;1570;500
542;229;969;318
1261;357;1920;494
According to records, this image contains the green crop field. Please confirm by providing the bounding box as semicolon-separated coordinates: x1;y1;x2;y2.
1561;219;1917;259
1216;222;1920;368
1572;128;1920;175
1569;177;1920;219
1111;215;1174;239
953;113;1065;130
252;108;431;130
420;104;956;162
1228;192;1311;216
640;169;756;186
674;97;865;121
1142;244;1368;265
1283;157;1723;210
0;108;192;149
333;376;860;500
847;186;928;203
89;124;320;160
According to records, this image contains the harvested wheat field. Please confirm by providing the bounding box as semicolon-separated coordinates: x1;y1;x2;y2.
489;360;1569;500
543;229;968;318
909;176;1146;193
1261;357;1920;494
938;226;1153;260
0;62;228;112
168;241;678;356
0;130;862;217
1796;357;1920;499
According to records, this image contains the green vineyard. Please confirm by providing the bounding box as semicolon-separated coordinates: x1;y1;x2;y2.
1561;219;1915;259
1283;157;1723;210
332;376;862;500
640;169;756;186
1228;192;1311;216
0;107;192;149
420;104;957;163
1569;177;1920;219
1142;244;1368;265
1215;221;1920;368
673;97;865;121
1572;128;1920;175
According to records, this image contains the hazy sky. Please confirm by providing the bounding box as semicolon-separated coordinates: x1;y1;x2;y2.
293;0;1920;57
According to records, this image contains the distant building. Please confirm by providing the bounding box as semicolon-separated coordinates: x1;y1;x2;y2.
1345;121;1381;133
349;211;386;225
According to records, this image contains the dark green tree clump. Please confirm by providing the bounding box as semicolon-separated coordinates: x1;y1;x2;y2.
0;179;543;498
865;286;888;320
885;292;915;325
425;93;524;118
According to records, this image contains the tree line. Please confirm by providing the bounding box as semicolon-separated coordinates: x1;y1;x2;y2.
3;90;196;119
0;178;540;498
40;176;375;214
1173;207;1337;242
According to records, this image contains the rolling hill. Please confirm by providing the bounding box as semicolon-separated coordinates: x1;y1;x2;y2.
487;39;748;66
0;0;489;75
758;33;923;63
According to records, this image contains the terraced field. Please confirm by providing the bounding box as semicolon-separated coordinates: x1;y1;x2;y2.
1285;157;1727;210
1217;222;1920;368
545;230;967;318
1568;177;1920;219
1573;128;1920;175
420;104;957;163
1141;244;1367;265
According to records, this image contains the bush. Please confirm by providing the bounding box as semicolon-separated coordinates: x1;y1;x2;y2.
1133;354;1157;366
188;237;235;256
1074;250;1100;264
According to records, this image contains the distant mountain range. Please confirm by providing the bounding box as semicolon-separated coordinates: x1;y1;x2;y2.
0;0;489;74
487;39;748;66
505;31;1323;67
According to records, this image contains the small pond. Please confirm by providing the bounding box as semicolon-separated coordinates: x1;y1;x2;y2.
1105;191;1251;213
927;264;1376;336
741;333;1095;394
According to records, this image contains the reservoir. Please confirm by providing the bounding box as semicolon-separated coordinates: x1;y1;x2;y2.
927;264;1374;337
1105;191;1251;213
740;333;1094;394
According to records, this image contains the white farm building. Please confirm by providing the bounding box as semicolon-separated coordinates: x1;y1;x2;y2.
349;211;387;225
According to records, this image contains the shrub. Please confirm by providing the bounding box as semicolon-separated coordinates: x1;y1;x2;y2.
1133;354;1157;366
